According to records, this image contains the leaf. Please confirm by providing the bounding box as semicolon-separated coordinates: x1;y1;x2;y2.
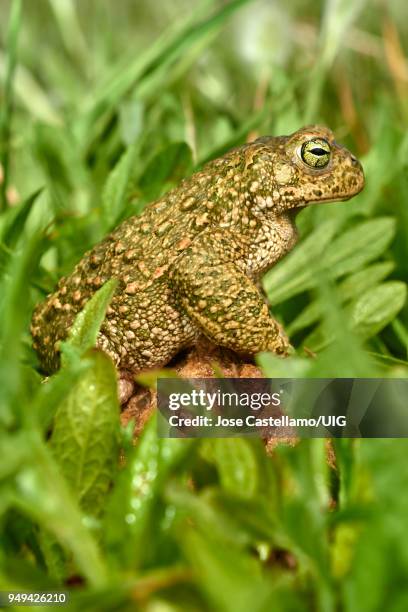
0;432;31;479
263;218;341;304
264;218;395;305
80;0;253;140
31;124;75;205
342;439;408;612
338;262;395;302
139;142;193;202
197;106;271;166
50;349;120;517
12;432;108;587
181;527;280;612
201;439;259;498
257;352;313;378
304;0;368;120
48;0;88;63
288;262;395;335
166;484;253;548
134;367;180;388
0;0;22;210
0;187;43;248
118;97;144;146
287;299;325;336
32;359;90;431
0;232;46;424
133;1;255;104
350;281;407;339
62;278;117;364
325;217;395;279
101;142;141;231
103;414;194;567
302;282;407;355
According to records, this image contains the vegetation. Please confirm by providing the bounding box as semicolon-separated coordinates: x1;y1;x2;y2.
0;0;407;609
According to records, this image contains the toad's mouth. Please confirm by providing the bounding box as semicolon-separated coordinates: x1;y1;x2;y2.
298;191;363;207
309;195;351;205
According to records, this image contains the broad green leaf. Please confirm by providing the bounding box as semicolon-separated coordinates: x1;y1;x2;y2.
288;262;394;335
62;278;117;363
274;440;335;610
50;350;120;517
11;433;108;586
299;272;377;375
338;262;395;302
135;367;180;387
0;537;62;590
32;359;90;431
38;530;66;583
391;319;408;356
324;217;395;279
201;439;259;498
351;281;407;339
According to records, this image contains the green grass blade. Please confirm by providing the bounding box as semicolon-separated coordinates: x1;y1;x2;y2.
0;0;22;211
79;0;253;142
0;233;45;424
0;187;43;249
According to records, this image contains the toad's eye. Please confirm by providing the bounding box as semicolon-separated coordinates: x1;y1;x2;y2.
300;138;331;168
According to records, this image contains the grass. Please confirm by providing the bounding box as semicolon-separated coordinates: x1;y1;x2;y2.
0;0;408;610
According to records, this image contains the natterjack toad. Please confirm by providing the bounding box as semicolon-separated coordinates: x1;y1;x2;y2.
31;125;364;382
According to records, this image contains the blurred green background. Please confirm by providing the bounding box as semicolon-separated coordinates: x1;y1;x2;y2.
0;0;408;610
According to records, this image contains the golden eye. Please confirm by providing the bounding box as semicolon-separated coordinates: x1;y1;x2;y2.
300;138;331;168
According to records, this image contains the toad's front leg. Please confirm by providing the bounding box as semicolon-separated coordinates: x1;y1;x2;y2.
170;238;291;357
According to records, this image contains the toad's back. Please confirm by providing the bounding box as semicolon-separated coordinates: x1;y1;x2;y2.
31;149;248;373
